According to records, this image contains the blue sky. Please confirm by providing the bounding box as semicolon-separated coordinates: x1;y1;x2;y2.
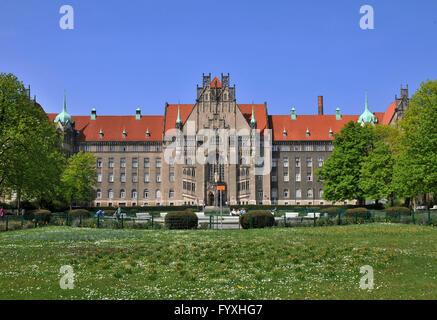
1;0;436;116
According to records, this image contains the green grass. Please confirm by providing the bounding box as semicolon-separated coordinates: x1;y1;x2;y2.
0;223;436;299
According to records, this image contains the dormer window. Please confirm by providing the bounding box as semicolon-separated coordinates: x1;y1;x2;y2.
122;129;127;138
146;129;150;138
329;129;333;138
306;128;310;137
283;129;287;137
99;129;103;138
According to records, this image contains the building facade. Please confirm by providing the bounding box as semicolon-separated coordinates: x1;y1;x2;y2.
47;74;408;207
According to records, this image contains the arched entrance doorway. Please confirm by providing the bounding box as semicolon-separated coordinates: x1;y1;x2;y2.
208;192;215;206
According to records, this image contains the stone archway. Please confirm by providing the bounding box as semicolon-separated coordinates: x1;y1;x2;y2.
208;192;215;206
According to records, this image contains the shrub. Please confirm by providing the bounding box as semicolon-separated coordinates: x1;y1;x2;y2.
344;208;369;219
164;211;198;229
68;209;91;218
319;207;342;217
239;211;274;229
26;209;52;224
385;207;411;219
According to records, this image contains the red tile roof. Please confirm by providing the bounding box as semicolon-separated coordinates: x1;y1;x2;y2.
268;112;385;141
381;100;400;125
238;104;269;133
210;77;222;88
164;104;195;132
46;100;395;142
47;114;164;141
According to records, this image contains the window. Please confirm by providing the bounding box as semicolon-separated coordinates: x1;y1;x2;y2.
121;173;126;183
283;157;289;167
97;173;102;182
272;145;279;152
108;173;114;182
156;190;161;198
97;158;102;168
108;189;113;199
258;190;263;198
284;171;289;182
316;145;325;151
144;145;150;152
144;189;149;199
271;188;278;198
132;145;139;152
120;158;126;168
295;172;301;182
120;145;127;152
328;144;333;151
132;173;138;183
144;158;150;168
120;189;125;198
109;158;114;168
272;175;277;182
169;157;175;167
132;189;137;199
280;145;290;151
109;145;116;152
169;172;175;182
156;158;162;168
132;158;138;168
169;189;174;198
156;173;161;182
293;145;302;151
295;157;301;168
306;157;312;167
296;189;302;198
96;189;101;199
272;159;278;167
318;157;324;167
144;173;150;182
319;189;324;198
96;145;104;152
284;189;289;198
307;188;313;198
307;172;312;181
304;145;313;151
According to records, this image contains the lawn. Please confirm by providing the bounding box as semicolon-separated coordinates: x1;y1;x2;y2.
0;223;436;299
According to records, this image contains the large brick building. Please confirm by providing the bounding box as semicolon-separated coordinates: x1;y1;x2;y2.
47;74;408;207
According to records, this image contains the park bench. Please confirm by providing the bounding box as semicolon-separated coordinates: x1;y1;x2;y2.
195;212;206;218
285;212;299;219
160;212;168;218
135;212;151;221
304;212;321;219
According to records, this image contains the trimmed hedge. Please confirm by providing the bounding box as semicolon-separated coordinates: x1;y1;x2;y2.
68;209;91;218
239;211;275;229
25;209;52;223
319;207;343;217
164;211;198;229
344;207;369;219
385;206;411;219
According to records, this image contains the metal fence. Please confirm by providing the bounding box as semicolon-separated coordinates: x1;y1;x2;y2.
0;209;436;232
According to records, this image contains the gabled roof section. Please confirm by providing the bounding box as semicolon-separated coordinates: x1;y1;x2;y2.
210;77;222;88
238;104;269;133
269;113;385;141
47;114;164;141
164;104;195;132
381;99;401;125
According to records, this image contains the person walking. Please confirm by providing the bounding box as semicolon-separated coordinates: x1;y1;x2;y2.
0;207;5;217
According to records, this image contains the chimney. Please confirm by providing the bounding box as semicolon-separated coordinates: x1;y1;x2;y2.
318;96;324;115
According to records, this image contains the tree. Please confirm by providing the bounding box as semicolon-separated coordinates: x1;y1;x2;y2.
359;139;395;204
315;121;376;205
392;79;437;208
61;151;97;209
0;73;65;211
